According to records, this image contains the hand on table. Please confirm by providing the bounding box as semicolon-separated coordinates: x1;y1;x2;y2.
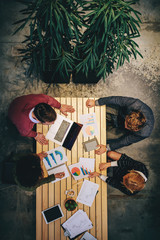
99;162;111;171
35;132;48;145
55;172;65;179
95;144;107;155
88;172;100;178
37;151;48;161
86;99;95;108
60;104;75;116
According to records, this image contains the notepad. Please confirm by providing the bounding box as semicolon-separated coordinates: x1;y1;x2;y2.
62;210;93;239
82;137;99;152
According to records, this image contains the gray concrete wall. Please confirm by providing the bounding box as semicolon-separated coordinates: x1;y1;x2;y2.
0;0;160;240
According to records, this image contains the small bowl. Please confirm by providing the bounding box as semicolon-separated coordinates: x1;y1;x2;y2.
64;198;77;211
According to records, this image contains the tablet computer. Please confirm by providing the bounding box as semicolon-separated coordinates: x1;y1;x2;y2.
42;204;64;224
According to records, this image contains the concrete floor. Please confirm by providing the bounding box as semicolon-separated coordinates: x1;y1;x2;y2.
0;0;160;240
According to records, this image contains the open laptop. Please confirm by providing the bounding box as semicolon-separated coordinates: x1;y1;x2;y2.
46;114;82;150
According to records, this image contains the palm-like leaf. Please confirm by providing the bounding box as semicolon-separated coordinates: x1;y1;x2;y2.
14;0;142;82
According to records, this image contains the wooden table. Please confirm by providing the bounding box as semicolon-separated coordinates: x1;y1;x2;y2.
36;98;107;240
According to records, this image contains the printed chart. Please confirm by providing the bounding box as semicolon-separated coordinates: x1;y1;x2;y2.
71;167;81;176
80;113;98;138
68;158;95;180
43;146;68;170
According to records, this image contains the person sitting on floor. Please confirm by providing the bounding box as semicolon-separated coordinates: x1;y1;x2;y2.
89;147;148;196
8;94;75;145
13;152;65;191
86;96;154;151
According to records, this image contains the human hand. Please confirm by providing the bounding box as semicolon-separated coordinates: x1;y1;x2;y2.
99;162;111;171
95;144;107;155
60;104;75;116
35;132;48;145
55;172;65;179
37;151;48;161
86;99;95;108
88;172;100;178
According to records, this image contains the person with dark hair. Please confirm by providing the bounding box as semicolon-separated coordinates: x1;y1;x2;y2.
89;150;148;196
13;152;65;191
8;94;75;144
86;96;154;151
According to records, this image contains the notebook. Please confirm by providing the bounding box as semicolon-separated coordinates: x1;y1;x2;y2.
46;114;83;150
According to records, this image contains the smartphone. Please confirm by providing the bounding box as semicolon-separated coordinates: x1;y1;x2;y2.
42;204;64;224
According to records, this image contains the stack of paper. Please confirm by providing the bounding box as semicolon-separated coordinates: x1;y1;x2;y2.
68;158;95;180
76;180;99;207
80;232;97;240
62;210;93;239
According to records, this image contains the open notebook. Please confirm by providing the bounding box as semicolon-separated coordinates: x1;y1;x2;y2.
46;114;83;150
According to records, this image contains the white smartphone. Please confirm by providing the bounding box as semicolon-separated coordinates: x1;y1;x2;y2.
42;204;64;224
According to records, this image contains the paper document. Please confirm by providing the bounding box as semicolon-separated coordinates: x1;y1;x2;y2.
80;232;97;240
80;113;98;138
43;146;68;171
77;180;99;207
48;164;70;183
68;158;95;180
62;210;93;239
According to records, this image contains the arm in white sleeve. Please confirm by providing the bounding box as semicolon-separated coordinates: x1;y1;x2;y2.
110;161;118;167
106;144;111;151
95;100;99;106
99;174;108;182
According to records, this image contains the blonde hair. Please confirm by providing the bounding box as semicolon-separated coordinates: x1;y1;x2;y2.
122;170;145;193
125;111;146;131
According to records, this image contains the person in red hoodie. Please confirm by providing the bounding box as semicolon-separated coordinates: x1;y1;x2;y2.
8;94;75;144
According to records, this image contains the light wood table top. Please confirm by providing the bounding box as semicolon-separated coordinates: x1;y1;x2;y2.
36;98;107;240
